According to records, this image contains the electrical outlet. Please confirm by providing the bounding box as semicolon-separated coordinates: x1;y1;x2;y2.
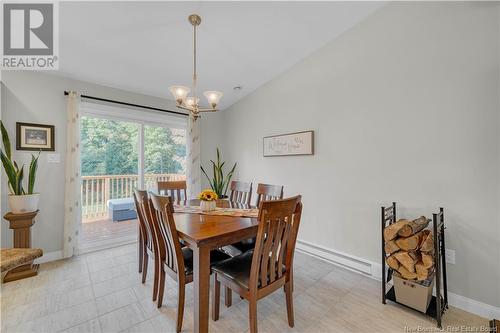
47;153;60;163
445;249;455;264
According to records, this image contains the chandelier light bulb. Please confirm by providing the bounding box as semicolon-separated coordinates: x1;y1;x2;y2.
169;86;190;105
203;91;223;109
184;96;199;108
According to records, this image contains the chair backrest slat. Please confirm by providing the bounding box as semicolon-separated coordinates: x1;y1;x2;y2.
259;220;275;287
277;221;291;279
229;181;252;205
134;190;157;255
250;196;302;291
255;183;284;207
269;220;286;281
149;193;185;276
158;180;187;203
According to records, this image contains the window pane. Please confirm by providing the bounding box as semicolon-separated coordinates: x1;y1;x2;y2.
144;125;186;192
80;116;139;220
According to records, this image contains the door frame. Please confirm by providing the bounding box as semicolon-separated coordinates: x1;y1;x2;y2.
78;102;187;252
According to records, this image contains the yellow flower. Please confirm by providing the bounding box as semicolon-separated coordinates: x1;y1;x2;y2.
198;189;218;201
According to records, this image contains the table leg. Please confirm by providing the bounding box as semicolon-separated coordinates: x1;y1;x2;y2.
193;245;211;333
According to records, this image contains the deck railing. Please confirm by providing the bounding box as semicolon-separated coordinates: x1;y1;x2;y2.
81;173;186;220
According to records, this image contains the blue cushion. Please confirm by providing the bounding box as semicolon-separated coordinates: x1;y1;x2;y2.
107;198;137;222
111;209;137;222
107;198;135;211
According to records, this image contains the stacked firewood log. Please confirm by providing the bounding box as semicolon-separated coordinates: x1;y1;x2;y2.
384;216;435;281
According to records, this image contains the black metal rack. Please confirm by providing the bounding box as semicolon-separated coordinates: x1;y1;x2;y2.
381;203;448;328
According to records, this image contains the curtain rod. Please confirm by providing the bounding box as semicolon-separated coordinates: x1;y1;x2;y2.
63;91;188;117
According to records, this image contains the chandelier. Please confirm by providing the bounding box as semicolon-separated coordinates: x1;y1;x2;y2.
169;14;223;117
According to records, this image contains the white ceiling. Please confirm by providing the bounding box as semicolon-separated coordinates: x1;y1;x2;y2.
58;2;384;109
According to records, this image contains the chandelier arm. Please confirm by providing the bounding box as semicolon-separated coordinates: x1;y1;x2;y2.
177;104;215;113
176;105;195;112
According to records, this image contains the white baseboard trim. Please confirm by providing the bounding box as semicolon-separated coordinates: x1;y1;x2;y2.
31;239;137;264
296;239;500;320
448;292;500;320
34;250;63;264
296;239;381;278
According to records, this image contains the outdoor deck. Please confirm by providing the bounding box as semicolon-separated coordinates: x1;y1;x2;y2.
82;173;185;220
79;173;185;253
80;217;138;253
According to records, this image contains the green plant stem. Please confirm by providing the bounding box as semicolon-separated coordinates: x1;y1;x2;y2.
200;148;237;197
0;120;39;195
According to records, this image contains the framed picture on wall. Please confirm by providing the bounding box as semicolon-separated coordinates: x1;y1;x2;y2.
16;122;55;151
263;130;314;157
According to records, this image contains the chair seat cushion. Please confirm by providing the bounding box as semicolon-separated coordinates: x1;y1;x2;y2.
166;248;231;275
212;251;253;289
212;251;287;290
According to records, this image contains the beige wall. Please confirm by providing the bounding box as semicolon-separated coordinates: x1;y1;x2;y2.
199;112;228;190
215;2;500;308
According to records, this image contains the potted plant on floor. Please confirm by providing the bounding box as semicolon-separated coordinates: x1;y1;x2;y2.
200;148;236;199
1;121;40;213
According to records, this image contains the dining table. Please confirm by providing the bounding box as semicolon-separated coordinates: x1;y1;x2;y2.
173;199;259;333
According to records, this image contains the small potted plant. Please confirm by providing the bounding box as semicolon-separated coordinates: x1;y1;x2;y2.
1;121;40;213
198;189;218;212
201;148;236;199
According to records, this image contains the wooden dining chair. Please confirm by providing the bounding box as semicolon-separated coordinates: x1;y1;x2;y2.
229;183;285;254
133;190;161;302
211;196;303;333
148;193;230;333
229;180;252;206
157;180;187;202
255;183;284;207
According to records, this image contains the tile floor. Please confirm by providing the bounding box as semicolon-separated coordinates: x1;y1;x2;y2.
0;243;488;332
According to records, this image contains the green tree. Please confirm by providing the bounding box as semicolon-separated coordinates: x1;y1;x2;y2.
81;117;185;176
103;122;138;175
144;126;185;174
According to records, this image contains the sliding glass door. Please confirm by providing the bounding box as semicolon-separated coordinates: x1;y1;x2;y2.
79;103;187;252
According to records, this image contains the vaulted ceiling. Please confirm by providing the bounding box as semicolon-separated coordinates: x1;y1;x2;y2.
58;2;384;109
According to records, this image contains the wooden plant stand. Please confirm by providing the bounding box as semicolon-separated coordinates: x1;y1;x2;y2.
3;210;40;282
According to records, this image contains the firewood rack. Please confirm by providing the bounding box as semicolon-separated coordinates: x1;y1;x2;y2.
381;202;448;328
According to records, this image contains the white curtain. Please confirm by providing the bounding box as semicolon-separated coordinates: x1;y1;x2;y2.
63;91;82;258
186;115;201;199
